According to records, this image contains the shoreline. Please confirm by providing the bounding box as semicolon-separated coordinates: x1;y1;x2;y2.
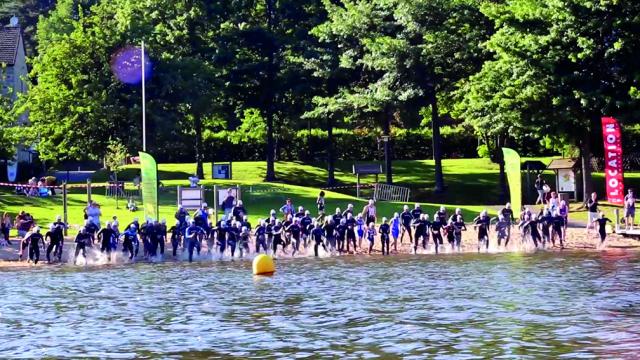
1;226;638;269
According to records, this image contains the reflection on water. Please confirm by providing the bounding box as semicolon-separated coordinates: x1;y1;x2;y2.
1;251;640;358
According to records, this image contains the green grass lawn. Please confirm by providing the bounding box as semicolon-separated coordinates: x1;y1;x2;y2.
0;158;633;235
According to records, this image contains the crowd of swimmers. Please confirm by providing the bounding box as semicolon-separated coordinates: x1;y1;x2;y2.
6;189;620;266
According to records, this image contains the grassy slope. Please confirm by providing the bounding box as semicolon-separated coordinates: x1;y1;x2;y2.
1;158;635;234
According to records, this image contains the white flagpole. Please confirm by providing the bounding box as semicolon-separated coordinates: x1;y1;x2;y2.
141;40;147;152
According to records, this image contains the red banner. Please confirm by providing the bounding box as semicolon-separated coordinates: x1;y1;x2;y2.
601;117;624;205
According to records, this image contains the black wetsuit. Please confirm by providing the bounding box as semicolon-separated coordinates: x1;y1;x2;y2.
400;211;414;243
552;215;565;247
336;223;347;253
46;224;65;262
27;232;44;264
169;225;181;256
596;217;611;242
121;230;139;260
216;221;227;254
528;220;541;247
311;227;326;257
255;225;268;253
288;223;302;254
431;220;444;253
74;232;92;261
97;227;116;255
474;216;490;250
346;217;357;252
414;219;429;251
379;223;391;255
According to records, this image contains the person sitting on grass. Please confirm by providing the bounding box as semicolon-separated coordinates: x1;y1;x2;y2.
127;197;138;212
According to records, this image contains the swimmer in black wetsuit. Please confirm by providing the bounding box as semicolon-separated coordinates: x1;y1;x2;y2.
311;222;327;257
169;220;182;257
97;222;116;261
473;210;491;252
594;212;612;249
74;227;92;264
430;213;444;254
379;217;391;255
24;226;45;264
399;205;413;244
255;220;268;254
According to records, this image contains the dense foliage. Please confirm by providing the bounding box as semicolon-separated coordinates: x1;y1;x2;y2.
1;0;640;194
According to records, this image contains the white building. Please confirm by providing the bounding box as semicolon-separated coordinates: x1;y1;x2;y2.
1;16;32;165
0;16;28;104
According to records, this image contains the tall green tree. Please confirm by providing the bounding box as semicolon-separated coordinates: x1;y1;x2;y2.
457;0;640;202
213;0;326;181
310;0;490;189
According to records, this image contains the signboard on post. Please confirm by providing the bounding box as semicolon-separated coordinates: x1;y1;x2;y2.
601;117;624;205
212;162;232;179
557;168;575;192
178;186;204;210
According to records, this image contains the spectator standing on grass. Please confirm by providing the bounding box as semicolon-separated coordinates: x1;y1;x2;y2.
1;212;12;245
535;175;546;205
316;191;326;216
222;188;236;217
280;198;295;218
86;201;102;227
624;189;636;230
586;192;599;236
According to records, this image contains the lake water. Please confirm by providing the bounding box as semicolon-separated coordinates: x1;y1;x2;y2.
1;251;639;359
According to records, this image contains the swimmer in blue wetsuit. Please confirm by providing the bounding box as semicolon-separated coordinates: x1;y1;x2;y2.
391;213;400;252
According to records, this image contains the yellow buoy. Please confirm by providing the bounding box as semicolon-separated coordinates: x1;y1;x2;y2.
253;254;275;275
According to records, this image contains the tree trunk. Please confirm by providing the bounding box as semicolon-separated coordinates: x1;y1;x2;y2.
384;110;393;184
265;109;276;181
431;95;445;193
580;130;593;203
264;0;277;182
497;135;507;204
195;116;204;179
327;117;336;186
114;171;119;209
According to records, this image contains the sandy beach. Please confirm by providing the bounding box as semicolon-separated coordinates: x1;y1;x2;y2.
1;222;638;269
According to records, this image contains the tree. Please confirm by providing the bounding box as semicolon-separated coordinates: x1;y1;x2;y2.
310;0;491;189
104;139;127;208
457;0;640;202
213;0;326;181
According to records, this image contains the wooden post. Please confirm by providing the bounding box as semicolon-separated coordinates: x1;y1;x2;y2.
87;179;92;203
177;185;182;207
356;173;360;198
615;208;620;233
63;182;68;236
237;184;241;202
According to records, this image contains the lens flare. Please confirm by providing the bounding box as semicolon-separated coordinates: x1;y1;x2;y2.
110;46;152;85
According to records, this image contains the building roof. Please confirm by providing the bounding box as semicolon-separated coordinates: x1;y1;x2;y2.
522;160;547;171
547;158;578;170
0;26;20;66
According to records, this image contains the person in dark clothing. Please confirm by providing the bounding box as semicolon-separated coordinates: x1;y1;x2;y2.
594;212;612;248
473;211;491;252
174;206;189;229
216;216;228;256
24;227;45;264
551;210;565;249
323;219;336;253
336;219;347;253
121;225;139;260
46;220;66;263
255;220;268;254
452;215;466;252
185;220;204;262
379;218;391;255
431;213;444;254
227;221;240;258
169;220;182;257
300;211;313;248
400;205;414;244
535;174;546;205
521;215;542;248
84;220;98;247
311;222;327;257
74;227;93;264
414;214;430;253
232;200;247;222
272;219;286;256
97;222;116;260
345;213;357;253
287;219;303;256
